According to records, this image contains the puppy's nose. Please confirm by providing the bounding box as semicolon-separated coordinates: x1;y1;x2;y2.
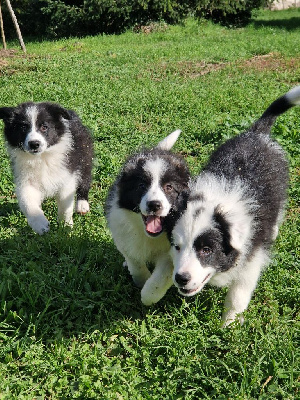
175;272;191;286
147;200;162;212
28;140;41;150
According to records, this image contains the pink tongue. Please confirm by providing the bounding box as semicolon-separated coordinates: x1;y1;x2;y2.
146;216;163;234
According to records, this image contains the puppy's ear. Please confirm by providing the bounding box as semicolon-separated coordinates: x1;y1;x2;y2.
46;103;73;121
214;206;252;252
122;155;146;177
156;129;181;150
177;188;190;211
164;188;190;241
0;107;15;122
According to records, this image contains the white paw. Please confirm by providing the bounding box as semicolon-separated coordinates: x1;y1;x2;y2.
141;284;164;306
28;215;50;235
64;217;74;227
222;311;245;328
76;200;90;215
57;211;74;227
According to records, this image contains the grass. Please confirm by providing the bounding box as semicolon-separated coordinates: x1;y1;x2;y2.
0;7;299;399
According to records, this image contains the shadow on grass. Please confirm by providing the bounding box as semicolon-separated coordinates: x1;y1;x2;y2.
0;201;19;217
0;202;221;343
0;222;149;341
253;16;300;31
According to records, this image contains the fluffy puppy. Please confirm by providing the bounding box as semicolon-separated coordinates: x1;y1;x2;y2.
169;86;300;326
0;102;93;234
105;130;190;305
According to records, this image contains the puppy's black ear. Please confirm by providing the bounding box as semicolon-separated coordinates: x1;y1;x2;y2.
123;155;146;174
213;207;234;255
46;103;73;121
0;107;15;122
164;189;190;241
177;188;189;212
214;203;252;252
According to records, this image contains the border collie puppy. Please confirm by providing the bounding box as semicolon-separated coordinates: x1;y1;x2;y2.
105;130;190;305
0;102;93;234
169;86;300;326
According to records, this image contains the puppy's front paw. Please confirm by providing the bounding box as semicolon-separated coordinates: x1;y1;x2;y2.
76;200;90;215
64;217;74;227
221;311;245;328
28;215;50;235
141;285;162;306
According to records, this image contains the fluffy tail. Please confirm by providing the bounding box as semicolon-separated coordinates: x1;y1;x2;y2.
251;85;300;134
156;129;181;150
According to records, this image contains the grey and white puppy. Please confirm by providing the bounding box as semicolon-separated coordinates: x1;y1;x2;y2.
169;86;300;326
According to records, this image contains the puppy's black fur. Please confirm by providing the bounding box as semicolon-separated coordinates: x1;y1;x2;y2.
0;101;93;234
169;86;300;326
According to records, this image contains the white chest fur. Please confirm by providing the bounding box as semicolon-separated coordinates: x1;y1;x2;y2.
108;206;171;263
8;134;76;199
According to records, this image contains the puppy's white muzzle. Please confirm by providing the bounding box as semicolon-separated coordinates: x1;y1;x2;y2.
24;130;47;154
172;250;215;296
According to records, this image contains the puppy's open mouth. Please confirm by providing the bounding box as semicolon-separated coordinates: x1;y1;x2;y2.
28;149;41;154
178;273;211;296
142;215;165;237
23;146;42;155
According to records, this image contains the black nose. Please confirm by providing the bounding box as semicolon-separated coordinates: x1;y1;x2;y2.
28;140;41;150
175;272;191;286
147;200;162;212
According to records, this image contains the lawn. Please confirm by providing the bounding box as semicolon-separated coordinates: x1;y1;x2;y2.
0;7;299;399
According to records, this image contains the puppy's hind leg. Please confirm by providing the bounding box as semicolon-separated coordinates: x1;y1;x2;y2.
56;178;77;226
76;183;90;215
141;255;173;306
222;248;268;327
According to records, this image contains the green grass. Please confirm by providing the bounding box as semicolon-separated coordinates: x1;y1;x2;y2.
0;8;299;399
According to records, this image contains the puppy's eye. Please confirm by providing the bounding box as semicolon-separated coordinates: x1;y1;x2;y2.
174;244;181;251
199;247;212;256
164;184;173;192
18;123;28;132
40;123;48;133
138;182;146;190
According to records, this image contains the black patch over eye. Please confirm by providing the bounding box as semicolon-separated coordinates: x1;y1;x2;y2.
163;183;174;193
40;123;48;133
17;123;29;132
193;232;216;259
198;246;212;256
138;180;148;191
118;167;151;212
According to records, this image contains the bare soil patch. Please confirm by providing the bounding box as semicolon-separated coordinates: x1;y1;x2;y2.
238;52;300;71
153;52;300;80
0;49;18;67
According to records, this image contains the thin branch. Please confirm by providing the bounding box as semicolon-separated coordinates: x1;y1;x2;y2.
5;0;26;53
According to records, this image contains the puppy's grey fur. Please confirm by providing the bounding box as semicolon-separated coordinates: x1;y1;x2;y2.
169;86;300;326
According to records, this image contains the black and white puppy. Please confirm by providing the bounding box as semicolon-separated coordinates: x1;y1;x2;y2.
0;102;93;234
169;86;300;326
105;130;190;305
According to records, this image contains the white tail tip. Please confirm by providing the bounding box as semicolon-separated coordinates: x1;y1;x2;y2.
285;85;300;106
156;129;182;150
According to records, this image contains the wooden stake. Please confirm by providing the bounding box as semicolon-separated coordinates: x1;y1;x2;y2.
5;0;26;53
0;0;6;50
